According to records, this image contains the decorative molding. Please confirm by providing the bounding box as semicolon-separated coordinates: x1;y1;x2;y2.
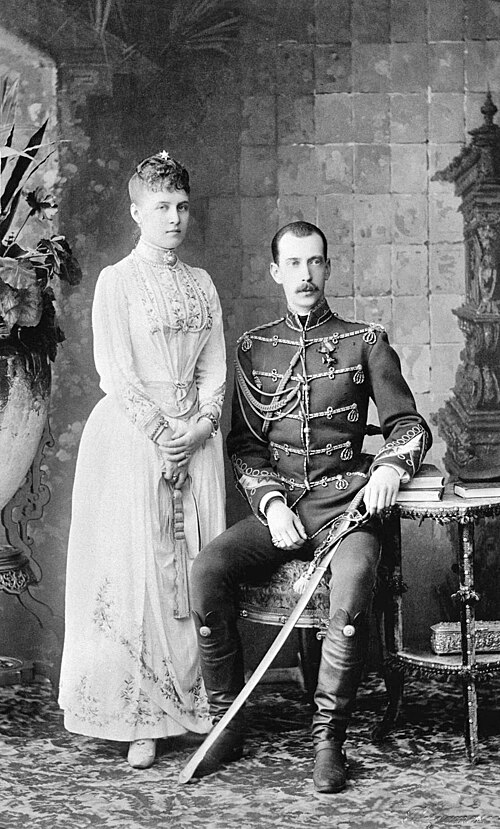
2;419;54;561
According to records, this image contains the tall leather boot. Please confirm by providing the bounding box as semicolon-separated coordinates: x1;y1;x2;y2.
312;608;367;793
190;610;245;778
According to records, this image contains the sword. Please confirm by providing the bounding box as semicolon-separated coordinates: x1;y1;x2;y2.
178;486;368;784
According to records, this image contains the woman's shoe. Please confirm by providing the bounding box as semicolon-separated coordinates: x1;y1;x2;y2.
127;738;157;769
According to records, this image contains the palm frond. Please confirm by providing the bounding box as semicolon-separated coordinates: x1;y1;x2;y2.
16;148;58;191
170;0;215;30
0;190;21;249
0;145;32;160
91;0;115;36
0;75;19;133
183;19;241;41
0;126;15;175
1;121;49;214
168;0;240;46
62;0;241;68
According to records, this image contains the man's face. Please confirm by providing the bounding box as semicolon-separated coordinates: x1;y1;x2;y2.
270;232;330;315
130;186;190;250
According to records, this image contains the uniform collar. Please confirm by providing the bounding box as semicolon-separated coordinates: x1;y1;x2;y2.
286;297;334;330
134;237;180;267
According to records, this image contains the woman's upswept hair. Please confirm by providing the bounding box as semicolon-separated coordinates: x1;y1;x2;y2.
128;151;190;203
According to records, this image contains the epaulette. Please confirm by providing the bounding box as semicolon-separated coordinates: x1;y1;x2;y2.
334;318;386;345
340;316;386;334
236;316;286;351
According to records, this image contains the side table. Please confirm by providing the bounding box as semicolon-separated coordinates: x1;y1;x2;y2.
377;488;500;763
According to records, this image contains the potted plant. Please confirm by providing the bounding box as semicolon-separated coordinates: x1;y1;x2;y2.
0;74;82;581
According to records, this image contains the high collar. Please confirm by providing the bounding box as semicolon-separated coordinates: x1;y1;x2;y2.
134;237;180;267
286;296;334;330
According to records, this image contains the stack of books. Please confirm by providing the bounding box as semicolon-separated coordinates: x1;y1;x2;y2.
454;480;500;499
396;463;445;503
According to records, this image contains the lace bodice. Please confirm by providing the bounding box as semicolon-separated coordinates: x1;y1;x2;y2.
132;239;213;334
92;241;226;432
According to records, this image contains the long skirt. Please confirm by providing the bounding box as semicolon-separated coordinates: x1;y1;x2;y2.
58;395;225;741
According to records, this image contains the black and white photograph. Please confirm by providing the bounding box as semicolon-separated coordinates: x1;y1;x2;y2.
1;2;500;827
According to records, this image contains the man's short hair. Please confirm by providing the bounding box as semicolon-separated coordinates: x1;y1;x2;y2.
128;151;190;203
271;221;328;264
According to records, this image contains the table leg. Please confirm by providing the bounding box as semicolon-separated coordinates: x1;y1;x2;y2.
372;513;404;740
463;678;479;764
457;521;480;763
372;666;404;741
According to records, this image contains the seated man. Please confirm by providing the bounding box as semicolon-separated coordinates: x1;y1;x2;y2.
190;220;432;792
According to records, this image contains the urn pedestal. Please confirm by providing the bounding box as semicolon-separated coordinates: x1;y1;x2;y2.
0;335;52;631
0;340;51;509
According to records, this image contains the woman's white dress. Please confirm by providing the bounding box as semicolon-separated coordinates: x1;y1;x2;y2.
58;238;226;741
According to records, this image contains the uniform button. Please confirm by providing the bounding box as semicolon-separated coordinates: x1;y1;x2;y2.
199;626;212;637
343;624;356;637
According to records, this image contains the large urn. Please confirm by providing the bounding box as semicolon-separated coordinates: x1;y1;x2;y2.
0;332;51;591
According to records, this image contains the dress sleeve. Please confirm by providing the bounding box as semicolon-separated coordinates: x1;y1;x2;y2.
194;276;226;420
366;331;432;478
92;265;166;438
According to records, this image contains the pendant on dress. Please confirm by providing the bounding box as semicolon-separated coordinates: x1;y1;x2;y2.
163;249;178;267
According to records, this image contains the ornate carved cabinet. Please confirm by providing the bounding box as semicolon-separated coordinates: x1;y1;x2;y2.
433;92;500;478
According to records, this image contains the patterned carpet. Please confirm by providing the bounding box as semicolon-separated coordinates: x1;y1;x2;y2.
1;672;500;829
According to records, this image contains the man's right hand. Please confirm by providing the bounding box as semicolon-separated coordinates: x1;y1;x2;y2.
266;500;308;550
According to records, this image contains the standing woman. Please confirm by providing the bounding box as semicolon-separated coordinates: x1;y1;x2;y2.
58;152;226;769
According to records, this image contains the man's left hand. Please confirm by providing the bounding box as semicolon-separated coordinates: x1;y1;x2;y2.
364;465;401;516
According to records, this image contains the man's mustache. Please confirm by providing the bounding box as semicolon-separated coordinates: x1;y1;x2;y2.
296;284;318;293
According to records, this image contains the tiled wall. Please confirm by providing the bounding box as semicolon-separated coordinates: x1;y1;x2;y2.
224;0;500;476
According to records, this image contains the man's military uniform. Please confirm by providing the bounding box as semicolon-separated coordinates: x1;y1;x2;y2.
191;298;432;785
230;297;430;532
